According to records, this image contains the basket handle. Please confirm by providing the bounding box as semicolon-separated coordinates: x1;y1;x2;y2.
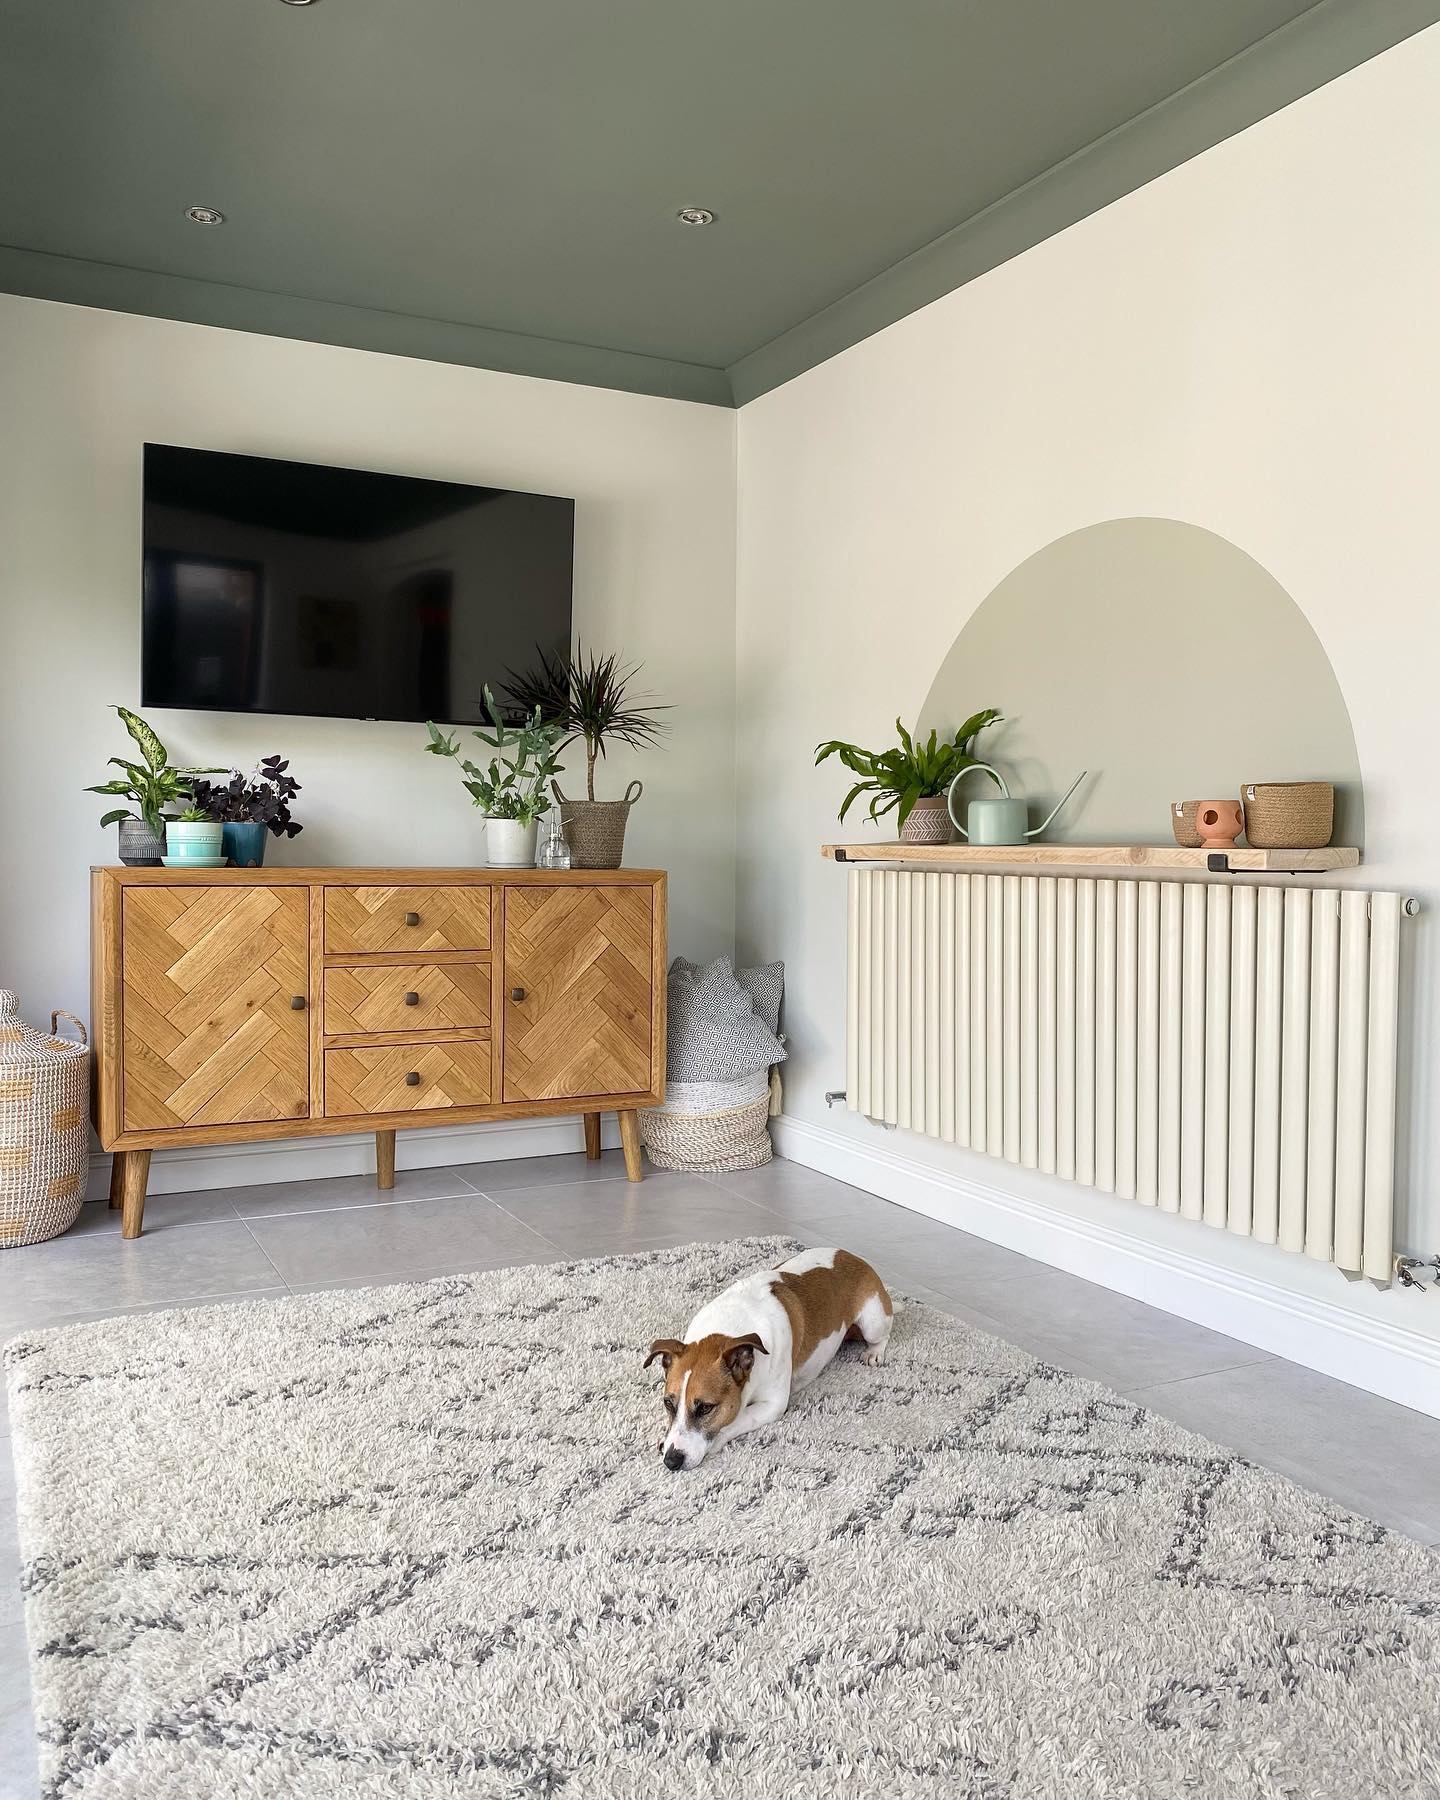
622;780;643;805
50;1010;88;1048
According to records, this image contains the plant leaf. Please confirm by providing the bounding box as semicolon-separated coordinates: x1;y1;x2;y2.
116;706;168;773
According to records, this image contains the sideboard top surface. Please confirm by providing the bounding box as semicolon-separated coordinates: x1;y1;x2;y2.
93;866;666;884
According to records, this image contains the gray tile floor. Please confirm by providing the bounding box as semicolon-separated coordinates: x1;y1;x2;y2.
2;1150;1438;1798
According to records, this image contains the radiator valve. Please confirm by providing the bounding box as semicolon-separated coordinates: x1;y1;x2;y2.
1394;1254;1440;1291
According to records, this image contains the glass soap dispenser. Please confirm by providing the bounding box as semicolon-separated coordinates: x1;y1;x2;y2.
537;814;571;870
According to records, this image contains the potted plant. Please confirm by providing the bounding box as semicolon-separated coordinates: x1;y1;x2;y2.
503;649;669;868
815;709;1003;843
189;757;303;868
423;688;564;868
165;806;225;864
84;707;225;866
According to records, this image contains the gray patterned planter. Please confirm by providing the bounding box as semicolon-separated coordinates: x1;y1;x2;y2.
116;819;164;866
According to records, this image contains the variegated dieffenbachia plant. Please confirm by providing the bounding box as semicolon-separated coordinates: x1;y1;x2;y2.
84;706;226;835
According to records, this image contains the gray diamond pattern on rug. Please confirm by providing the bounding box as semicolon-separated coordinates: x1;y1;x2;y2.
6;1235;1439;1798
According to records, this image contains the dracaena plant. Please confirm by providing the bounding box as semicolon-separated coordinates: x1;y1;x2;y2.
189;757;304;838
423;687;565;825
815;709;1003;833
84;707;226;836
502;648;669;801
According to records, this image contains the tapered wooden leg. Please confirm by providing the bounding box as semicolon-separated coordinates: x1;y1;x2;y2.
376;1130;396;1191
618;1109;643;1182
583;1112;602;1161
118;1150;152;1240
108;1154;124;1210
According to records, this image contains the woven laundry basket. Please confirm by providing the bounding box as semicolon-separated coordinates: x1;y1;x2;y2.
0;991;90;1248
640;1073;773;1173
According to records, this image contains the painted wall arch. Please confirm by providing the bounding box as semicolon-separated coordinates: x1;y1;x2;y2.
918;518;1362;847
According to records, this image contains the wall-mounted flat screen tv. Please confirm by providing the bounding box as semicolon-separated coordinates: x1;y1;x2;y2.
141;444;575;724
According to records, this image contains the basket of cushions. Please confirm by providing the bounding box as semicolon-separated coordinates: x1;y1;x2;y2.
640;957;785;1173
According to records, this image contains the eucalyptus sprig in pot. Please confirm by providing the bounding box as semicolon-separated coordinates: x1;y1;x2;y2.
816;709;1003;844
84;707;226;867
503;649;669;868
423;687;565;868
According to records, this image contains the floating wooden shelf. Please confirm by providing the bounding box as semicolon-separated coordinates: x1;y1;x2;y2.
821;843;1361;873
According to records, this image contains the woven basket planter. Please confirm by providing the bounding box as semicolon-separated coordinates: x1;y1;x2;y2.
0;991;90;1248
639;1094;773;1173
899;795;956;845
553;781;642;869
1241;781;1334;849
1170;801;1202;849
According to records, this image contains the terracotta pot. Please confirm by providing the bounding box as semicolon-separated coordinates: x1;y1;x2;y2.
899;795;956;845
1195;799;1244;850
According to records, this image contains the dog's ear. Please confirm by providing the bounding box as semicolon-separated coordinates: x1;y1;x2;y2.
644;1339;685;1371
723;1333;768;1383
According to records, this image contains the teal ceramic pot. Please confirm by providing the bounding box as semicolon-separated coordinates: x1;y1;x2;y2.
222;822;268;868
165;820;225;860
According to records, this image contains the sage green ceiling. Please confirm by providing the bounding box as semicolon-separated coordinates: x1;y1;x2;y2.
0;0;1434;407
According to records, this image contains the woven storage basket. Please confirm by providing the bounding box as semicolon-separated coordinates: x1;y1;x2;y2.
639;1095;773;1173
553;780;642;869
1241;781;1334;850
0;991;90;1248
1170;801;1202;849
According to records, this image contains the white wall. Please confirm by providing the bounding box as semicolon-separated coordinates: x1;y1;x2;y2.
0;295;736;1159
735;28;1440;1369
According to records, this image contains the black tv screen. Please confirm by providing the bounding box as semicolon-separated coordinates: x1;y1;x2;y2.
141;444;574;724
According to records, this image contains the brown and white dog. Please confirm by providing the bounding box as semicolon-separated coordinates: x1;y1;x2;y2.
644;1247;893;1470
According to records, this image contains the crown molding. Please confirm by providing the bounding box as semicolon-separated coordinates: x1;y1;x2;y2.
0;243;735;408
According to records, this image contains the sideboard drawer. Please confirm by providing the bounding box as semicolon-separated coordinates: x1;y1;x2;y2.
323;962;491;1035
324;885;491;954
323;1041;492;1116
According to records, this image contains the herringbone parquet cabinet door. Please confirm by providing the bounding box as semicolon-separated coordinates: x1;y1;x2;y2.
503;886;654;1101
120;887;310;1130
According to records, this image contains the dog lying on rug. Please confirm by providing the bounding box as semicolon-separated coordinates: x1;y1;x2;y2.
644;1247;893;1470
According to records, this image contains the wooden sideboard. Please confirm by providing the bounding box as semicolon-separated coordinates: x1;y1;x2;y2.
91;867;667;1237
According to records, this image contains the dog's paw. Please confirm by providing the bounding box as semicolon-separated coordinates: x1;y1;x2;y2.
860;1343;888;1368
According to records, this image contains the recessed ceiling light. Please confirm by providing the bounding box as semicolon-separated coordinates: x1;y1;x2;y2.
278;0;319;6
676;207;715;227
185;206;226;225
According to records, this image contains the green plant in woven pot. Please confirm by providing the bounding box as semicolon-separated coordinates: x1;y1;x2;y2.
503;649;670;868
815;709;1003;843
84;708;226;867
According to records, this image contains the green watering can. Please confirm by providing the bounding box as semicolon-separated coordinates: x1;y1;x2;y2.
946;764;1088;846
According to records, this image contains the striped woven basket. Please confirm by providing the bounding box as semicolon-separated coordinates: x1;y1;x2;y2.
639;1093;773;1173
0;991;91;1248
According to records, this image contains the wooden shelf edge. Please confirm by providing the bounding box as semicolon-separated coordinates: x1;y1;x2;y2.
821;843;1361;872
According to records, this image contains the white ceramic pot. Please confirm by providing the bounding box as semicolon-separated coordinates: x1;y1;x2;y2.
485;818;538;868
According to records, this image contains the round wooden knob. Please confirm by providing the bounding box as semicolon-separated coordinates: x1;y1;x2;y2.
510;986;525;1003
404;1071;421;1087
404;991;420;1006
290;995;306;1011
403;911;420;927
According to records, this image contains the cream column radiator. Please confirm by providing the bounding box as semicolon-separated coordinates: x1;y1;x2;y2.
846;871;1405;1279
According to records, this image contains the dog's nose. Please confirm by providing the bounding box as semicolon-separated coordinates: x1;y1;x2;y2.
663;1447;685;1472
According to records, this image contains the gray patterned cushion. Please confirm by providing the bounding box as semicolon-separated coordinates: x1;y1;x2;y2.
667;956;787;1083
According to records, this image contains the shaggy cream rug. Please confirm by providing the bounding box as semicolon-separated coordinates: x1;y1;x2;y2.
7;1234;1439;1798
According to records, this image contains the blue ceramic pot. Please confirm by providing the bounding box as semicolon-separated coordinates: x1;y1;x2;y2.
222;822;268;868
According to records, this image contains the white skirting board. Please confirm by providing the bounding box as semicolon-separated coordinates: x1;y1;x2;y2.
86;1114;623;1201
772;1113;1440;1422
